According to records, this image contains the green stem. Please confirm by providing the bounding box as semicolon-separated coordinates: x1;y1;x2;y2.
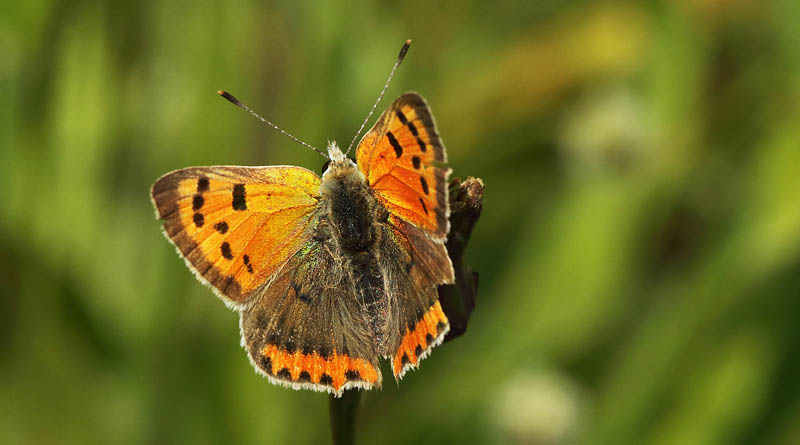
329;390;361;445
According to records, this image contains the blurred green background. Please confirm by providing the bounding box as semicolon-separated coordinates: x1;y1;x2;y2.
3;0;800;444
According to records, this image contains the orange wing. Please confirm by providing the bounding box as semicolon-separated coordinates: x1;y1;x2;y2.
150;166;320;307
356;93;450;240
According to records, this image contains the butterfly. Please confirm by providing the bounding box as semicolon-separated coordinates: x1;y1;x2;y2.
150;41;454;396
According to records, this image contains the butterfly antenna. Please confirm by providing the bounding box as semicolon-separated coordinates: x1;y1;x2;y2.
217;90;328;158
344;39;412;156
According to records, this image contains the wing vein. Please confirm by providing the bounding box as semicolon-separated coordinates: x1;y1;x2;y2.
373;173;435;205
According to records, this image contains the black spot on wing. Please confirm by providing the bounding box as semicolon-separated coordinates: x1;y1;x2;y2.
417;137;427;153
387;131;403;158
407;121;419;137
412;156;421;169
277;368;291;379
192;194;204;210
419;198;429;215
298;371;311;382
243;254;254;273
420;176;429;195
396;110;408;125
319;374;333;385
197;177;209;192
292;282;313;304
221;242;233;259
415;345;423;356
259;355;273;374
345;370;361;381
193;213;204;227
232;184;247;210
214;221;228;234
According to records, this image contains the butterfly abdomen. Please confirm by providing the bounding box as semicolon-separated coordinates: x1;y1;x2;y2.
351;250;387;348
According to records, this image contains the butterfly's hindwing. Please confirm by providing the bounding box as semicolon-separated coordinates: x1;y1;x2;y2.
378;215;454;378
240;209;382;396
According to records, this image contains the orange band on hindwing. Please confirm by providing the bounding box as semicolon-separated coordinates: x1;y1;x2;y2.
260;345;379;392
392;300;449;377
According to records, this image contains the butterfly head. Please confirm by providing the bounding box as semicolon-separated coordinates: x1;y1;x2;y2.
327;140;347;163
321;141;365;192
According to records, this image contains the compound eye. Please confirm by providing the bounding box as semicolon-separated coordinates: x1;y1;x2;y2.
320;159;331;175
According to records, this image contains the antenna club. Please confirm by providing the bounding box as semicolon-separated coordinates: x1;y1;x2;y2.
398;39;412;61
218;90;242;107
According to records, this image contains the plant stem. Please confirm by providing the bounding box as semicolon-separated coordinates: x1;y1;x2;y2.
329;390;361;445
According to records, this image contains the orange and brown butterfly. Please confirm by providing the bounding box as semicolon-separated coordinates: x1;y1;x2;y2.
150;41;454;396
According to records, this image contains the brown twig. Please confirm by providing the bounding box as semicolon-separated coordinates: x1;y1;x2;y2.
439;177;484;342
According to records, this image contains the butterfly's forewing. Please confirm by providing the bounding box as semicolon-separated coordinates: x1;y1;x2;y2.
356;93;450;240
356;93;455;378
150;166;320;306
